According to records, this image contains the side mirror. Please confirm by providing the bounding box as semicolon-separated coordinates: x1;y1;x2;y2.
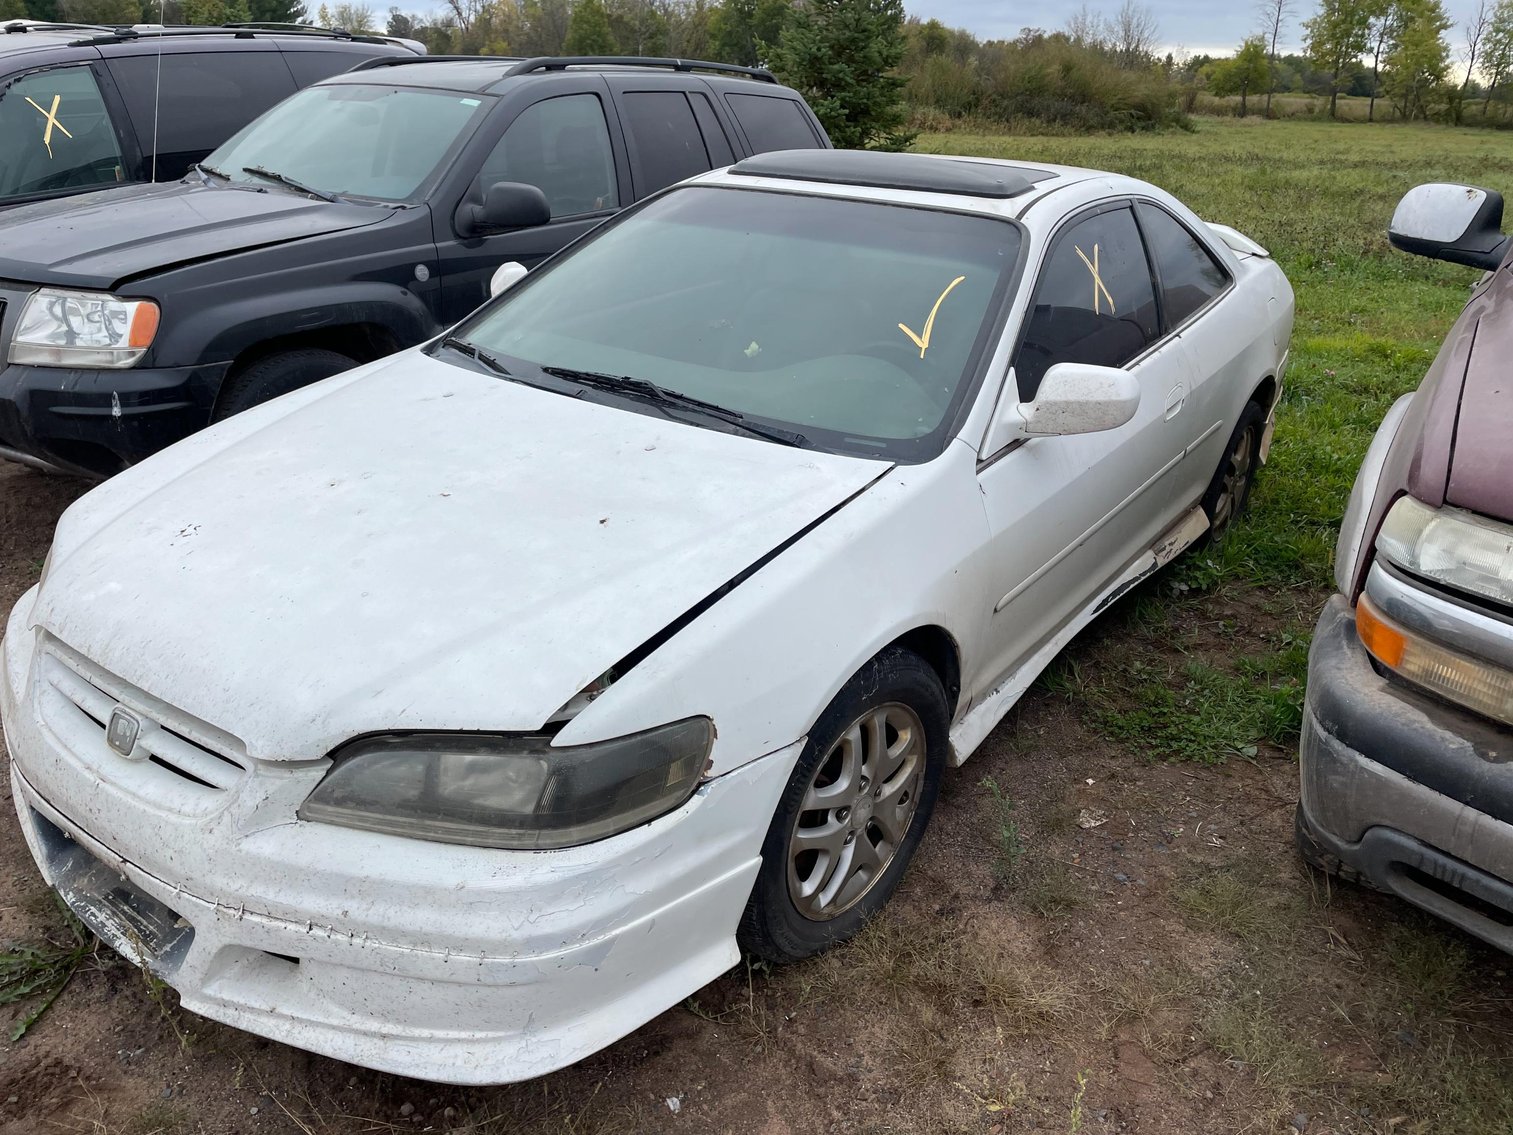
1389;183;1510;272
489;260;528;297
459;181;551;236
1019;363;1140;437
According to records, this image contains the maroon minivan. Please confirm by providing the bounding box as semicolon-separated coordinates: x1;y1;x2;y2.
1297;182;1513;951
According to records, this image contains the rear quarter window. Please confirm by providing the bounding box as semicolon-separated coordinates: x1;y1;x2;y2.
725;93;821;153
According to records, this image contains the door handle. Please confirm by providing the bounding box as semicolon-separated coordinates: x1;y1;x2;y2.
1164;383;1187;420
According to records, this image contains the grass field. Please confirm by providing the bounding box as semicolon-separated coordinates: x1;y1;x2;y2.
2;118;1513;1133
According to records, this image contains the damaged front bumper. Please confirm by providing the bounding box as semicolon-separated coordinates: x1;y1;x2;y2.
2;591;799;1083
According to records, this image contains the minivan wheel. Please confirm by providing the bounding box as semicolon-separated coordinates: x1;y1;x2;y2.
214;348;357;421
738;648;948;964
1200;399;1266;542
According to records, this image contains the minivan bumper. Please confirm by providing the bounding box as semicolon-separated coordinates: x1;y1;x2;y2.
0;361;224;477
1297;594;1513;953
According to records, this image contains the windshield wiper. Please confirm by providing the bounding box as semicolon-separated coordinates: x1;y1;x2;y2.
240;165;336;202
439;335;512;376
541;365;807;447
192;162;230;182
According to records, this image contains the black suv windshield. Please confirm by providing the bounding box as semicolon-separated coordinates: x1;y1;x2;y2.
453;187;1023;460
205;84;489;202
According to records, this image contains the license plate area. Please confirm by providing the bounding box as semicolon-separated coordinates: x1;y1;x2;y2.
30;806;193;973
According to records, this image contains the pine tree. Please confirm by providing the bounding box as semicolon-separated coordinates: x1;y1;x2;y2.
767;0;913;150
1304;0;1372;117
564;0;616;54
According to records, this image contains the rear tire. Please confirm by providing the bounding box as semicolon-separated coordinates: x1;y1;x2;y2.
1199;399;1266;543
214;349;357;421
738;648;949;964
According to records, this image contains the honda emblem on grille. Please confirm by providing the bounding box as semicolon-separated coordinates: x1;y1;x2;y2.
106;707;141;758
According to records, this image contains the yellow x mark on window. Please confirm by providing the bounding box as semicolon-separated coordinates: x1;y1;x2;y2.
898;275;967;360
25;94;73;159
1075;243;1116;315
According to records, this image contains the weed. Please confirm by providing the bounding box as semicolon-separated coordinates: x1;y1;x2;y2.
1067;1070;1090;1134
0;897;93;1040
981;777;1024;879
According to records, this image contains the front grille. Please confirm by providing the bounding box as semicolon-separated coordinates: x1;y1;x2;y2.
37;637;248;814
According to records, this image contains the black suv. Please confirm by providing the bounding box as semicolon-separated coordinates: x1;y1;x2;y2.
0;55;829;476
0;21;420;209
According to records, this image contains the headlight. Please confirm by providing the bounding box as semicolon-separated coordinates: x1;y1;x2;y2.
1376;496;1513;608
9;288;160;368
298;717;713;850
1357;595;1513;726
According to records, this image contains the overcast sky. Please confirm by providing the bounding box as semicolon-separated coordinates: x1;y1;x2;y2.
904;0;1476;59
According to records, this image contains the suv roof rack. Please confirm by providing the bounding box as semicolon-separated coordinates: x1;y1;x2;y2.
66;24;401;47
4;20;111;34
506;56;777;82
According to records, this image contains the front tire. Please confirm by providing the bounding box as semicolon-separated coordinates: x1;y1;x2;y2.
738;648;949;964
213;348;357;421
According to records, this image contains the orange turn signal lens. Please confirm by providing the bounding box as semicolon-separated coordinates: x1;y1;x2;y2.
127;301;160;350
1356;596;1406;669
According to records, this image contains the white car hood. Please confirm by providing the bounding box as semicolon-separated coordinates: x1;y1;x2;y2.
33;354;890;761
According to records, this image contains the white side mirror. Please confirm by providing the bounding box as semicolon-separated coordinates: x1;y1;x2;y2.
489;261;529;298
1018;362;1140;437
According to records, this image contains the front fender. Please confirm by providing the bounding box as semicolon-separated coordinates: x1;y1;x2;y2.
554;443;994;777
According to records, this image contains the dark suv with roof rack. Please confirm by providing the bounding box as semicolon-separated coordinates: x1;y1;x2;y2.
0;53;829;476
0;21;421;209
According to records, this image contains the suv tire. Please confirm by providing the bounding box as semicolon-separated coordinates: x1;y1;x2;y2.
215;349;357;421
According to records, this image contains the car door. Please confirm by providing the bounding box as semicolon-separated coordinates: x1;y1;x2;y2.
0;61;141;207
605;78;736;197
971;200;1197;700
1134;200;1243;507
435;81;628;325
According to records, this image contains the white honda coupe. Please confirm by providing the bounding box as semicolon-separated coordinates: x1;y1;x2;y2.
1;149;1292;1083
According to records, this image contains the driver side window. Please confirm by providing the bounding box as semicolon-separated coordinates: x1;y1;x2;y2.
0;66;125;202
477;94;617;221
1015;204;1160;399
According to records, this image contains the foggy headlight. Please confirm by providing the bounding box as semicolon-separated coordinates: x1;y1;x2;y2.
9;288;160;368
298;718;714;849
1376;496;1513;608
1357;596;1513;726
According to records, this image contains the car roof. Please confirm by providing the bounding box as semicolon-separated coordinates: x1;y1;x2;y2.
0;22;414;60
694;150;1127;221
321;55;786;95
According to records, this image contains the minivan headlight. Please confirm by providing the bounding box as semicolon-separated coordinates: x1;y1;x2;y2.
299;718;713;850
9;288;160;368
1376;496;1513;608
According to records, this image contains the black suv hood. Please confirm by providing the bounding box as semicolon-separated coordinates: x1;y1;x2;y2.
0;180;394;290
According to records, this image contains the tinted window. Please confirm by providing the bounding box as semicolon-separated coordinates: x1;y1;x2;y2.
479;94;617;218
1137;203;1230;329
456;186;1022;461
282;49;383;87
688;92;733;166
1016;205;1160;398
726;94;819;153
0;66;125;201
108;51;297;179
623;91;712;194
208;84;486;201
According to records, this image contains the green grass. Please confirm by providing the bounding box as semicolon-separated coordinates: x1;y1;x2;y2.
0;899;92;1041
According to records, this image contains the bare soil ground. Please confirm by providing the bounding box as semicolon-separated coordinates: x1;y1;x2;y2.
4;455;1511;1135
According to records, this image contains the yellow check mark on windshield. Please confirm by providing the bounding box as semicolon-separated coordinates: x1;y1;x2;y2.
25;95;72;159
898;275;966;359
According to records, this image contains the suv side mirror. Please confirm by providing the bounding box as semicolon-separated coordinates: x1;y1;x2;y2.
459;182;551;236
1019;363;1140;437
489;260;528;297
1389;183;1510;272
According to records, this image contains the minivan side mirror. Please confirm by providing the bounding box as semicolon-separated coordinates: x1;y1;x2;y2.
489;261;528;297
459;182;551;236
1389;183;1510;272
1018;362;1140;437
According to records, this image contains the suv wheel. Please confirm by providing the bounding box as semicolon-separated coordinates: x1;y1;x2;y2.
214;349;357;421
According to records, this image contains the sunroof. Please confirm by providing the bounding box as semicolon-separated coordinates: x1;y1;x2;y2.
729;149;1047;199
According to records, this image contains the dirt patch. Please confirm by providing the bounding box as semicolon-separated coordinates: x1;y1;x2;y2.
1;461;1511;1134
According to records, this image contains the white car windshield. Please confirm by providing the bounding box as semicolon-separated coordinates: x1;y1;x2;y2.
203;84;489;202
453;186;1023;459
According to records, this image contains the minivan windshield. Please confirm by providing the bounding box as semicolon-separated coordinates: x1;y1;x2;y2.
452;187;1022;460
204;84;488;202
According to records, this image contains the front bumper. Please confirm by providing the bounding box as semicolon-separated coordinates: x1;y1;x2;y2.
1298;594;1513;953
0;361;226;477
2;593;798;1083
